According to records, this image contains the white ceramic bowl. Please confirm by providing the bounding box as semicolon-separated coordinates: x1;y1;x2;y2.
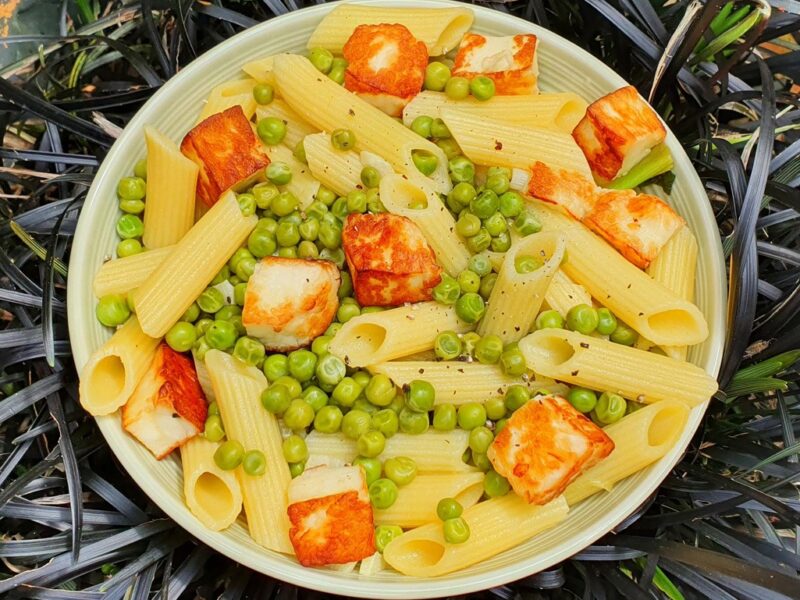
68;1;726;596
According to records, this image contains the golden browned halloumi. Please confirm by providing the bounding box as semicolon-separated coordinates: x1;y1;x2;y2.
583;189;685;269
487;395;614;505
180;105;269;207
452;33;539;95
342;213;442;307
572;86;666;183
287;465;376;567
242;257;340;351
343;24;428;117
527;161;598;220
122;343;207;459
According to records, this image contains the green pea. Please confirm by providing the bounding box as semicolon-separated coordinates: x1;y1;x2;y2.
434;331;462;360
203;415;225;442
211;265;230;286
361;306;385;314
229;314;246;336
430;118;450;139
119;197;145;215
96;294;130;327
596;308;618;336
229;247;254;272
116;238;143;257
252;82;274;104
470;76;495;101
282;399;314;430
437;137;461;160
469;190;498;220
375;525;403;553
133;158;148;180
275;222;299;247
356;430;385;458
352;370;371;389
483;470;510;497
515;255;544;274
117;176;146;201
352;398;379;415
315;353;346;388
467;228;492;254
204;319;237;352
460;331;481;357
289;461;306;478
500;345;527;376
412;150;438;176
273;376;302;399
504;384;530;412
469;426;494;453
455;212;481;239
342;409;371;439
495;417;509;434
331;128;356;150
474;335;503;364
399;407;429;434
337;301;361;323
236;449;265;476
318;221;342;250
285;349;316;383
566;303;600;334
353;456;382;486
302;386;329;412
257;116;287;145
486;173;510;195
116;214;144;239
332;376;362;408
366;187;385;212
433;403;457;431
365;374;396;407
263;354;288;382
191;336;210;360
309;47;334;73
424;61;451;91
457;402;487;430
467;254;492;277
448;156;475;184
445;76;470;100
490;231;511;252
261;384;291;414
346;190;367;214
195;318;214;337
234;256;256;281
410;115;433;139
271;191;298;217
449;183;476;213
383;456;417;487
514;210;542;236
248;229;277;258
253;183;280;210
593;392;627;425
266;161;292;185
371;409;399;438
311;335;332;357
196;287;224;314
479;273;498;300
484;397;506;421
610;323;638;346
322;246;346;268
455;292;485;324
214;440;244;470
237;192;257;217
369;478;398;509
165;321;197;352
330;198;348;221
567;387;598;413
432;277;461;305
359;166;381;189
282;434;308;463
498;191;524;218
207;402;220;416
315;185;337;206
443;516;470;543
404;380;435;413
536;309;565;330
314;405;343;433
472;450;491;471
437;497;463;520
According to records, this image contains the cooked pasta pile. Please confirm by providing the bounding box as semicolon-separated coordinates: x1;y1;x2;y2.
79;3;717;577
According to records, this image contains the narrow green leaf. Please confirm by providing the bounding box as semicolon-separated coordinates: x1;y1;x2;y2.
9;221;68;278
693;8;762;63
732;350;800;381
724;377;788;400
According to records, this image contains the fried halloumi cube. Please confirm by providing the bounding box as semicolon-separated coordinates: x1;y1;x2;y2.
572;86;666;183
488;395;614;505
527;161;598;220
342;213;442;307
242;257;340;351
452;33;539;95
287;465;376;567
583;189;685;269
122;343;207;459
180;106;269;207
343;24;428;117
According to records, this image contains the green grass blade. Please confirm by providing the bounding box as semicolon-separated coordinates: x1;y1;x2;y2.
732;350;800;381
9;221;68;278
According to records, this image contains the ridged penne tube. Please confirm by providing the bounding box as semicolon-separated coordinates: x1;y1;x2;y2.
180;436;243;531
193;356;215;402
255;99;317;152
478;232;566;344
647;226;698;362
205;350;293;554
403;91;588;133
328;302;471;368
527;202;708;346
379;174;470;275
273;54;451;194
265;144;320;208
92;246;173;298
241;56;276;87
303;132;362;196
383;494;569;577
564;400;690;505
369;361;561;405
142;127;198;249
440;109;592;179
519;329;718;406
132;192;257;338
197;78;258;123
78;317;160;416
304;430;473;473
374;472;484;527
544;269;592;317
306;5;473;55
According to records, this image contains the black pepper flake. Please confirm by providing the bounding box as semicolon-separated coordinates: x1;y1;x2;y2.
627;283;632;289
638;312;644;316
494;140;503;150
514;326;521;332
348;109;355;116
571;370;579;376
457;368;464;373
418;368;425;374
580;342;589;348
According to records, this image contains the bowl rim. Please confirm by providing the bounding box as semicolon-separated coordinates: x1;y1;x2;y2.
67;1;727;597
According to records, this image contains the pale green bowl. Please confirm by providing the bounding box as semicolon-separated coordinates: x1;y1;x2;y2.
68;1;726;596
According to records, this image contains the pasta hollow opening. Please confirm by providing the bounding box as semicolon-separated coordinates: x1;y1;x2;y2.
346;323;388;358
533;335;576;366
647;405;685;447
646;309;697;339
454;481;483;506
89;355;126;408
555;99;587;131
399;539;446;566
194;472;235;517
437;14;474;53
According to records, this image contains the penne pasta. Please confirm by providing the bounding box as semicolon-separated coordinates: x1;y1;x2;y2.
328;302;471;368
142;127;198;249
519;328;718;406
527;201;709;346
478;231;566;343
265;143;320;208
379;174;471;275
198;78;258;123
273;54;451;194
205;350;293;554
440;109;593;179
303;132;362;196
403;91;587;133
374;472;484;527
306;4;473;55
383;494;569;576
304;430;474;473
181;436;243;531
93;246;173;298
565;400;690;504
132;192;257;338
241;55;276;86
256;99;317;152
78;317;160;416
544;269;593;317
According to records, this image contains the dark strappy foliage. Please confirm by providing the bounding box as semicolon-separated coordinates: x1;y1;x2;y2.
1;1;798;597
